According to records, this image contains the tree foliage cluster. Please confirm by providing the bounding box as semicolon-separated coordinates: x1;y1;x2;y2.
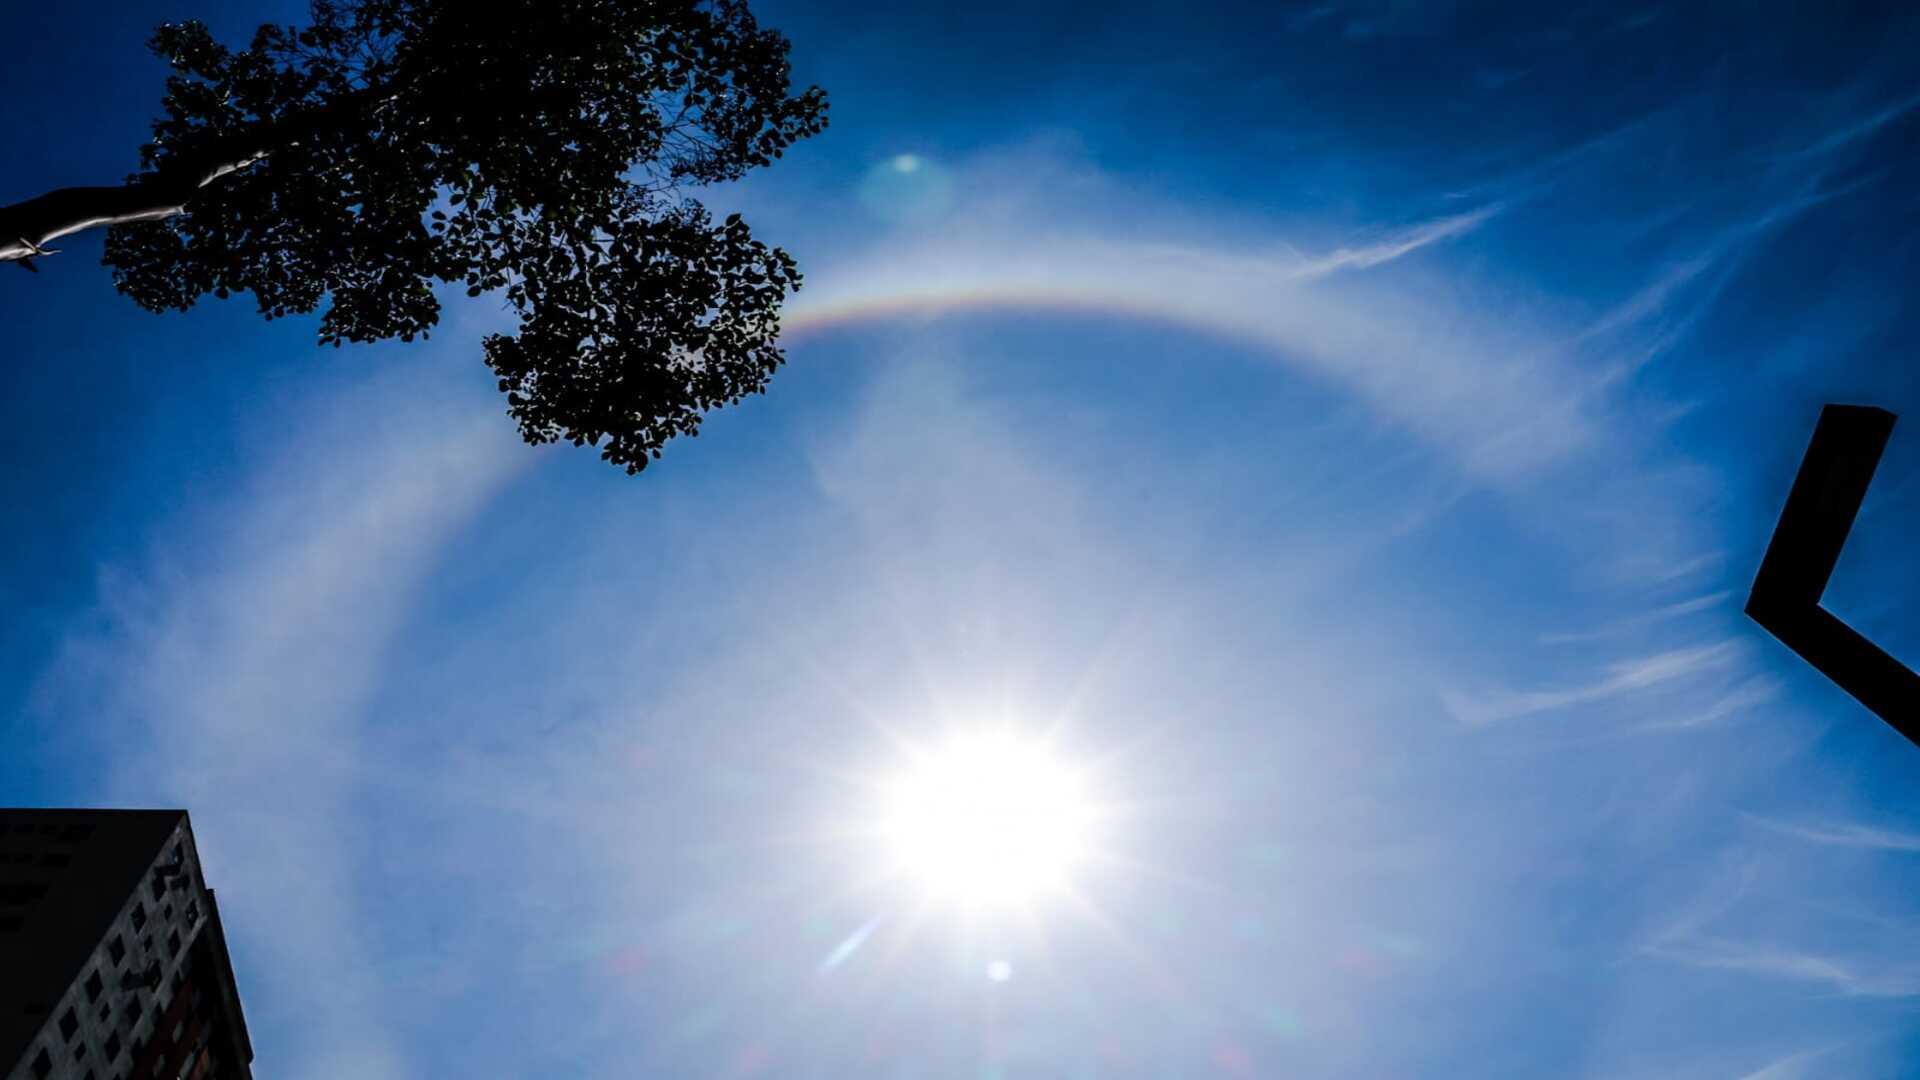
30;0;827;471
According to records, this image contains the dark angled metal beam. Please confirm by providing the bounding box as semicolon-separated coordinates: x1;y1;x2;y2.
1747;404;1920;745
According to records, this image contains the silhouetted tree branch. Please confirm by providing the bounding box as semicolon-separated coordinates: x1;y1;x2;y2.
1;87;383;263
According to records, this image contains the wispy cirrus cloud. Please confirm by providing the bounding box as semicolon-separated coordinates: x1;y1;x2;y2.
1636;838;1920;1005
1539;590;1732;644
1286;204;1502;279
1781;91;1920;164
1443;641;1743;726
1632;675;1781;731
1641;935;1920;998
1732;1049;1828;1080
39;363;525;1080
1745;816;1920;853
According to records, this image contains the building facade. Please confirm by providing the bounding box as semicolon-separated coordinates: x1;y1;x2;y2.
0;810;252;1080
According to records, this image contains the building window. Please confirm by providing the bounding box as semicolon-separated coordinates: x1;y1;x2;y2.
184;901;199;926
30;1047;52;1079
98;1000;111;1024
110;934;127;965
166;930;181;958
131;903;147;931
127;997;143;1025
73;1039;87;1062
85;969;104;1002
59;1006;79;1040
149;876;164;901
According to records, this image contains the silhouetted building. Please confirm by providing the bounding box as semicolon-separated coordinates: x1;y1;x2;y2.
1;810;252;1080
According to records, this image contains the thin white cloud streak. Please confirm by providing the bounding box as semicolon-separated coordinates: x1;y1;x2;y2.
1580;253;1717;343
1732;1049;1826;1080
1574;253;1720;385
1746;816;1920;853
1444;641;1742;726
42;367;525;1080
1637;852;1920;1000
1640;936;1920;998
1781;92;1920;163
1539;590;1732;644
1634;675;1781;731
1568;167;1883;398
1286;204;1503;279
1657;551;1727;583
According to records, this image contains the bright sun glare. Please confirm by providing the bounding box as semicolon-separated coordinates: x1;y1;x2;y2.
879;733;1094;908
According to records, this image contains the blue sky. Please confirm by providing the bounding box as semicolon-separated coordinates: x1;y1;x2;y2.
4;2;1920;1077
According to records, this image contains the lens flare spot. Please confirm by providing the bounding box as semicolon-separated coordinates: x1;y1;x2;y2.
858;152;954;223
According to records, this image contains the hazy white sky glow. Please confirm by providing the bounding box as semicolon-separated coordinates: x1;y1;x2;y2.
5;3;1920;1079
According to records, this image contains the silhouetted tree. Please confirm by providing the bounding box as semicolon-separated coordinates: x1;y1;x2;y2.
0;0;827;472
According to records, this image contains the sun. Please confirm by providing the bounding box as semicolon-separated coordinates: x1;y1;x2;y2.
877;732;1095;908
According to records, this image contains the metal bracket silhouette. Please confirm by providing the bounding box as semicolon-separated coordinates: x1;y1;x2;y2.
1747;404;1920;744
